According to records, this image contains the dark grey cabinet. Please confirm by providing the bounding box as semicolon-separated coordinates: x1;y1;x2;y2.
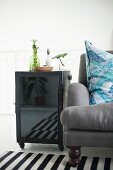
15;71;71;150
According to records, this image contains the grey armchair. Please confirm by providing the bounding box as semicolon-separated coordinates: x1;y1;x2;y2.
60;51;113;167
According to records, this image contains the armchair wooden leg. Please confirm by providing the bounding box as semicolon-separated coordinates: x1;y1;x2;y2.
68;146;81;167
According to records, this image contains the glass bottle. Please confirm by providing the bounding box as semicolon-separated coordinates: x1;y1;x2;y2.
31;39;40;71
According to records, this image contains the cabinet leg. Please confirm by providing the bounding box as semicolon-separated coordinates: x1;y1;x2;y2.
58;145;64;151
19;143;25;149
68;146;81;167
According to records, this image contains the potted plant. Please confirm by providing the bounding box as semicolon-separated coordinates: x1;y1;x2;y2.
34;77;48;106
22;77;48;106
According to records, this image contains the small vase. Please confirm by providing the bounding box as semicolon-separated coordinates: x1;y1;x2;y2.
46;55;52;66
45;48;52;66
31;39;40;71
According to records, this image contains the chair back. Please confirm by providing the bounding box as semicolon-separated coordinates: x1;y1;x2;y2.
78;51;113;87
78;54;87;86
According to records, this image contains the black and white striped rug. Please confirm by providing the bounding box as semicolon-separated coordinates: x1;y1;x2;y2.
0;151;113;170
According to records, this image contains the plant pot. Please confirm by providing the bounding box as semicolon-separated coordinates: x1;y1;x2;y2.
35;96;45;106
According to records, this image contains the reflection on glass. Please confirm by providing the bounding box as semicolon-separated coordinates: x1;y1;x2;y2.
21;109;58;140
20;76;58;141
22;77;48;106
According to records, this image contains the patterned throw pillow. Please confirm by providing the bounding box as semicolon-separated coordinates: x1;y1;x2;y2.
85;41;113;105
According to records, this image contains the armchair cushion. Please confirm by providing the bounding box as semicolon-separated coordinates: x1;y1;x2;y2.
61;102;113;132
85;41;113;105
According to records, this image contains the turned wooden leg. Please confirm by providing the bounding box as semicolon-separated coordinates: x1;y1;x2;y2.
68;146;81;167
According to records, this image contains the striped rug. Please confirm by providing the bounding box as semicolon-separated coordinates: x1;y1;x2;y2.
0;151;113;170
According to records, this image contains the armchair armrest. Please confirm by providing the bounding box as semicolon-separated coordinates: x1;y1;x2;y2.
61;102;113;131
67;83;89;106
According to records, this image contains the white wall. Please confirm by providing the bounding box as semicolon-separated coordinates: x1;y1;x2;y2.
0;0;113;51
0;0;113;114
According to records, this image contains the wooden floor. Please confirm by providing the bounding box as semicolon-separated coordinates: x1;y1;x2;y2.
0;114;113;158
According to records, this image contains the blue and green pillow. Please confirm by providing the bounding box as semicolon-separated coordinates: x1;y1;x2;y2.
85;41;113;105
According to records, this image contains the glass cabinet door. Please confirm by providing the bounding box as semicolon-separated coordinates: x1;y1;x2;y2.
20;76;58;142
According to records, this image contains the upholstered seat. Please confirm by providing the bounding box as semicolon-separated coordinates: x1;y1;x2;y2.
60;51;113;167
